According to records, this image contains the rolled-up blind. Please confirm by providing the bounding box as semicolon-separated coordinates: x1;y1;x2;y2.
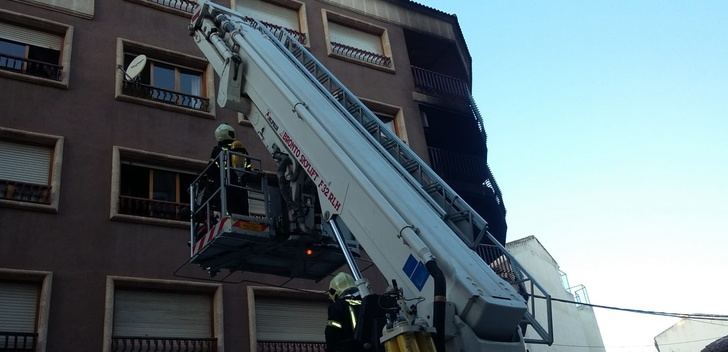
255;297;327;342
0;281;39;333
0;21;62;51
0;141;52;185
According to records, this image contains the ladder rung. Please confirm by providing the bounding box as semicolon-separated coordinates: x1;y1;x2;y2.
444;210;471;222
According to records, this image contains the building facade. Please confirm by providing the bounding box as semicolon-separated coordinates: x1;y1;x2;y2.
506;236;606;352
654;319;728;352
0;0;503;351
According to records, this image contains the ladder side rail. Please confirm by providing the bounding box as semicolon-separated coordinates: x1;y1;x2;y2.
232;13;494;248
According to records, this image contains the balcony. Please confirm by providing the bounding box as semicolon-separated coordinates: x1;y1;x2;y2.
118;195;190;221
0;332;36;351
330;42;392;67
411;66;469;98
0;53;63;81
427;147;486;184
121;80;210;112
0;180;51;204
112;336;216;352
257;341;326;352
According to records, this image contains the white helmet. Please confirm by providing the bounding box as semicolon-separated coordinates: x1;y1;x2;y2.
328;272;356;301
215;123;236;142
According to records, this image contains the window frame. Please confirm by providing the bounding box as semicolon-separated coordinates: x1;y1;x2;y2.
0;127;64;213
359;97;408;143
0;9;74;88
103;276;223;352
8;0;94;19
111;146;206;228
232;0;309;46
115;38;216;118
247;286;328;352
0;268;53;352
321;9;395;72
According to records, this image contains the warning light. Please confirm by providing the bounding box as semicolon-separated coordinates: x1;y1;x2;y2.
305;248;314;256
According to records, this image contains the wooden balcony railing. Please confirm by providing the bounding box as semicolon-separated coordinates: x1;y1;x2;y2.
411;66;470;98
330;42;392;67
118;195;190;221
0;180;51;204
0;53;63;81
0;331;36;351
122;80;210;112
257;341;326;352
112;336;216;352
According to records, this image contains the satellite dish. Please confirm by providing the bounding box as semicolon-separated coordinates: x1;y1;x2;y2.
125;55;147;81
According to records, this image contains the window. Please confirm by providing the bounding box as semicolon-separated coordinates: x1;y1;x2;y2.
0;9;74;87
9;0;94;19
0;269;52;352
104;277;222;352
322;10;394;71
0;127;64;213
234;0;308;44
125;0;198;16
360;98;407;142
248;287;327;352
116;38;215;117
111;146;206;227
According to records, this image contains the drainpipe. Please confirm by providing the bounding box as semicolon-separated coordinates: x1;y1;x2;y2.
426;260;446;352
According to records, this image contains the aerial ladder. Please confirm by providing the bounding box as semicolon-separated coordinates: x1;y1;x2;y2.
183;1;553;351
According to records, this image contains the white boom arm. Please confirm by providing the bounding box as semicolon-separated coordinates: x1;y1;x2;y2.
189;2;552;350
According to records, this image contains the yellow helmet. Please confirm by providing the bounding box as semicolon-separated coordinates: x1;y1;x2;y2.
328;272;356;301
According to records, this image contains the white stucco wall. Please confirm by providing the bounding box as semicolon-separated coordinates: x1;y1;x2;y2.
506;236;606;352
654;319;728;352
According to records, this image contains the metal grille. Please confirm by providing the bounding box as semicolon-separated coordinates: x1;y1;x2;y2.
0;180;51;204
146;0;198;14
0;332;36;351
118;195;190;221
111;337;216;352
122;80;210;112
257;341;326;352
0;53;62;81
330;41;391;67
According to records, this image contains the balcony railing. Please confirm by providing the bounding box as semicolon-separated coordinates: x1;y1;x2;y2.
0;180;51;204
0;332;36;351
122;80;210;112
427;147;487;184
112;337;216;352
119;195;190;221
146;0;198;14
257;341;326;352
248;18;306;44
0;53;63;81
411;66;469;98
330;42;392;67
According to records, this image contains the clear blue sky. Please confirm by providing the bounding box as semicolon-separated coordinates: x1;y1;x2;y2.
417;1;728;351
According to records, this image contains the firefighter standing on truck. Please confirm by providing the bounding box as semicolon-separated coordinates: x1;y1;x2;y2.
326;272;363;352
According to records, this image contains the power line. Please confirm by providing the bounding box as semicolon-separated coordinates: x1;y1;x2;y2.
531;294;728;321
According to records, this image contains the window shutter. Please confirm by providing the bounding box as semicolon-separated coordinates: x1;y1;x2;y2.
255;297;327;342
0;141;52;185
0;22;62;51
237;1;299;31
113;289;212;338
329;22;383;55
0;281;39;333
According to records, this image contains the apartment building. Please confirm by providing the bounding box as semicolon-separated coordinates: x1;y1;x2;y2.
0;0;503;351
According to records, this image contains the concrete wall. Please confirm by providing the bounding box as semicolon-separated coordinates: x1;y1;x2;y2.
655;319;728;352
506;236;606;352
